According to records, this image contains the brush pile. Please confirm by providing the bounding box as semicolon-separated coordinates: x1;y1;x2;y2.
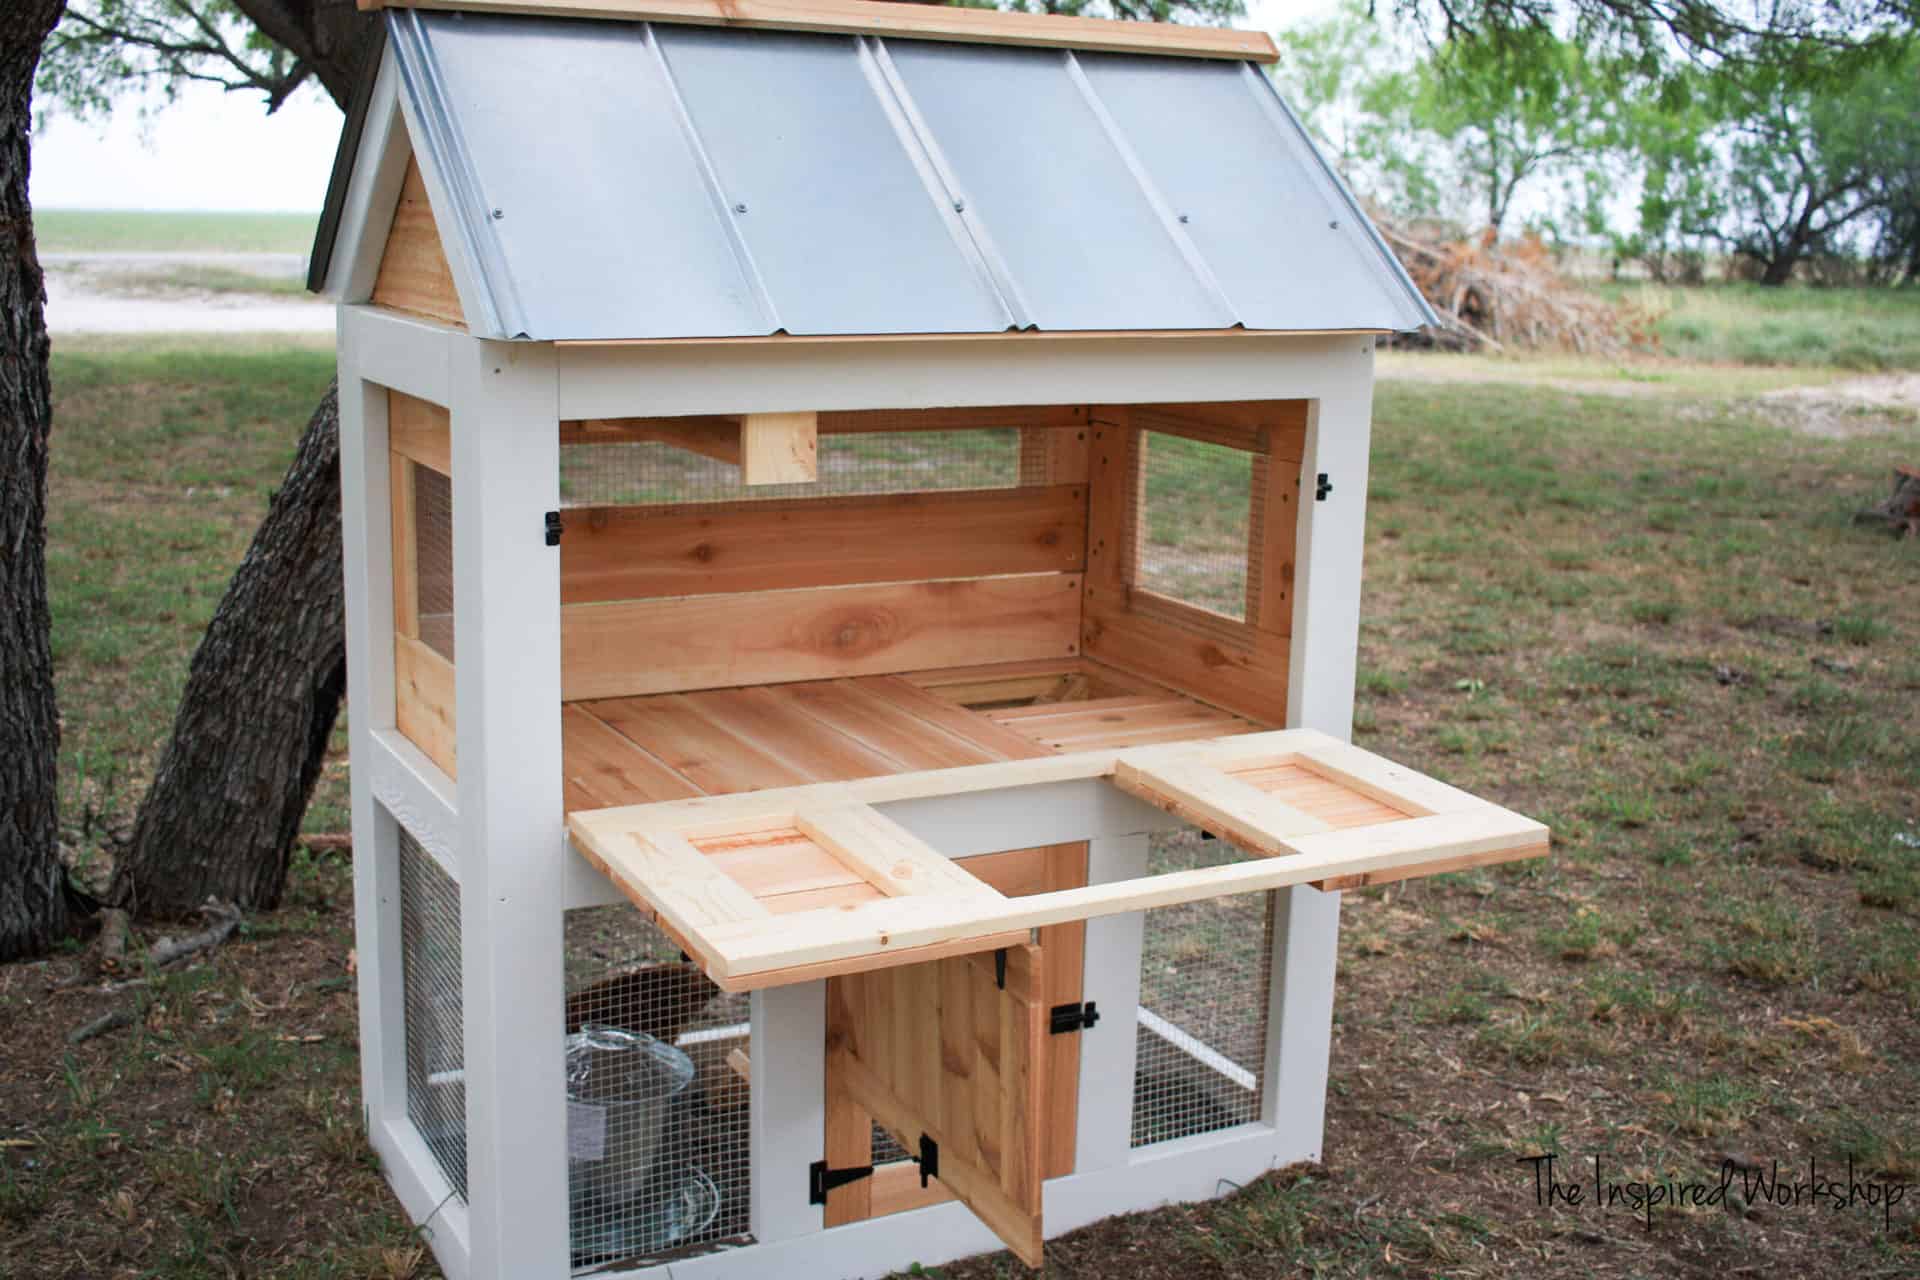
1379;222;1656;356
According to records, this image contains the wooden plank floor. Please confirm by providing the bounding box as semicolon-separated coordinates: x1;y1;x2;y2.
561;659;1260;810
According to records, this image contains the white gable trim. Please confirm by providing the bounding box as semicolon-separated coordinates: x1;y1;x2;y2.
322;50;413;305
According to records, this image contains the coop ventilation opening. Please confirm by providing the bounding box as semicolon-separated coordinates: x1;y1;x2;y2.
398;826;467;1200
1131;831;1273;1147
409;464;454;659
1130;430;1256;623
559;427;1025;509
564;904;754;1273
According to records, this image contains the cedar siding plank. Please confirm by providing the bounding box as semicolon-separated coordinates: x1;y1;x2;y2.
560;574;1081;701
559;485;1086;604
370;157;464;328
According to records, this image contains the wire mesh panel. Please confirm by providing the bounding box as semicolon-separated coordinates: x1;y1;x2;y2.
1132;431;1256;621
1132;831;1275;1147
399;828;467;1199
412;464;455;660
559;429;1022;508
563;905;752;1273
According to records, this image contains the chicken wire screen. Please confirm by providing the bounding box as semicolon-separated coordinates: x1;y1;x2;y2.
1131;431;1256;622
411;463;455;661
559;428;1023;508
564;905;752;1273
1132;831;1274;1147
399;826;467;1200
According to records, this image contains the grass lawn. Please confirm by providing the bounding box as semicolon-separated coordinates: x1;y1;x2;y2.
37;209;320;256
105;264;311;299
3;339;1917;1278
1594;281;1920;371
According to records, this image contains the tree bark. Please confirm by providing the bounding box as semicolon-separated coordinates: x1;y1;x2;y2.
0;0;75;961
110;387;348;917
108;11;376;921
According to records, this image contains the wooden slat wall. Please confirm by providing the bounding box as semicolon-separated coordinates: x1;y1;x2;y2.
389;391;457;775
396;633;457;777
559;485;1085;603
556;420;1093;702
561;574;1081;701
371;157;465;329
1080;404;1305;726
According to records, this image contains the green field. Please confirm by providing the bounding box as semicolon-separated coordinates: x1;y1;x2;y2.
3;335;1917;1278
1595;280;1920;370
37;209;320;255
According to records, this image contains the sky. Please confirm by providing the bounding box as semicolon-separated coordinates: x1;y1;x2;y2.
30;0;1341;212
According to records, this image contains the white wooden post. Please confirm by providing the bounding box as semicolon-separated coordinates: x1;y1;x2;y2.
1264;339;1376;1161
339;348;409;1130
449;337;570;1278
1074;834;1148;1175
750;982;827;1244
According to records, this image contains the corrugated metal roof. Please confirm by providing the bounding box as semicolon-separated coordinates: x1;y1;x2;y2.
356;8;1433;339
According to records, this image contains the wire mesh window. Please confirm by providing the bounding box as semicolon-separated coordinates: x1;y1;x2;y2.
559;429;1022;508
564;905;752;1273
412;464;455;660
1132;831;1274;1147
1131;431;1256;622
399;826;467;1200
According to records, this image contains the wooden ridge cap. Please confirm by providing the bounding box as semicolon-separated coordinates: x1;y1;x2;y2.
358;0;1280;64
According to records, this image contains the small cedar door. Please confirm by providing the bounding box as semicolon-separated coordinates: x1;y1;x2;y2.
826;944;1048;1267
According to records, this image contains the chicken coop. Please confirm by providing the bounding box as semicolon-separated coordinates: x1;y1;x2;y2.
309;3;1549;1278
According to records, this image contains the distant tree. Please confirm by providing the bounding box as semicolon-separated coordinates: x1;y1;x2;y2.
1610;72;1727;282
1646;43;1920;285
1275;4;1437;217
1;0;80;960
1375;29;1623;234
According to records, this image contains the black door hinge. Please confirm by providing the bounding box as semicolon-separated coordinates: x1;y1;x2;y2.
1315;473;1333;501
917;1134;939;1188
808;1160;874;1205
544;510;564;546
994;947;1007;990
1050;1001;1101;1035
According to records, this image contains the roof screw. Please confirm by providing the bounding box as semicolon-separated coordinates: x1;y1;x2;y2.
733;202;748;215
953;197;966;213
1178;213;1191;224
491;208;504;220
1328;219;1340;230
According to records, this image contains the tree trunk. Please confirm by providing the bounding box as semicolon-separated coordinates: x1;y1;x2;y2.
110;387;348;917
108;14;378;922
1758;253;1798;286
0;0;74;961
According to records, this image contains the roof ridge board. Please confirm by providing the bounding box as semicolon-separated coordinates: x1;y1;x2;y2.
356;0;1280;64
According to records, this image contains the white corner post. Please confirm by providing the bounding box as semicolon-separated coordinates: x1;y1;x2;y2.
340;326;409;1133
450;336;570;1278
1265;337;1377;1162
749;981;827;1246
1073;834;1149;1177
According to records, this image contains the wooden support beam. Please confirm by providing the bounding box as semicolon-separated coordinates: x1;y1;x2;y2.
741;411;817;484
361;0;1281;63
795;805;1002;902
558;411;818;484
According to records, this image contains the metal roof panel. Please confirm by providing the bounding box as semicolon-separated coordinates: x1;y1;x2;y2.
1076;53;1425;330
652;26;1014;335
408;10;770;338
883;40;1233;333
348;10;1432;339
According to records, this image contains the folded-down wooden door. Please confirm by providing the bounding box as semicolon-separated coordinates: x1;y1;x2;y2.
827;944;1047;1267
566;728;1551;993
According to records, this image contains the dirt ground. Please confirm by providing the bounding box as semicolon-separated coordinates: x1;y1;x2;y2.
42;252;333;334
